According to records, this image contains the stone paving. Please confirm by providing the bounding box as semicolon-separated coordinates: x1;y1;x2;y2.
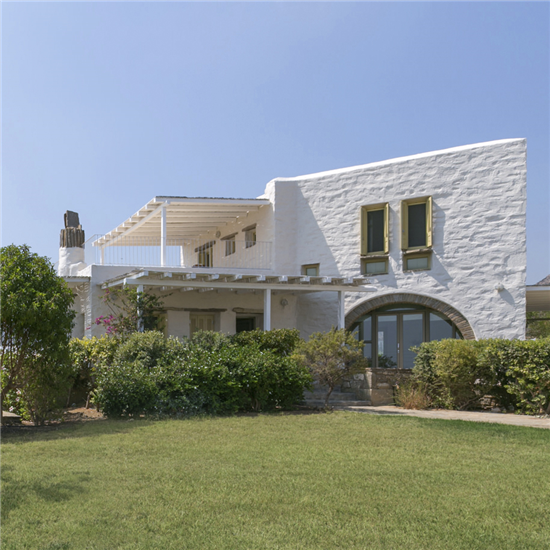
338;405;550;429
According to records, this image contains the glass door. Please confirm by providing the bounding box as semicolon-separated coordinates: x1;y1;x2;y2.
402;313;424;369
377;315;398;368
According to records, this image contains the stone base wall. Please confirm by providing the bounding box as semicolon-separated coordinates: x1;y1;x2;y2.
341;368;414;405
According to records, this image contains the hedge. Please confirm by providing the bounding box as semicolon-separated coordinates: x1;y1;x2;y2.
71;329;311;418
412;338;550;414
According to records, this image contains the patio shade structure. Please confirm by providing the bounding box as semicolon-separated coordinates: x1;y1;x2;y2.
102;269;376;330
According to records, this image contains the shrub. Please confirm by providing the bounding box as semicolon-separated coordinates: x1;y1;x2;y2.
93;362;159;417
394;379;431;410
90;330;311;417
479;338;550;415
433;339;492;410
189;330;231;352
412;340;493;410
231;328;301;356
114;331;185;370
293;328;367;407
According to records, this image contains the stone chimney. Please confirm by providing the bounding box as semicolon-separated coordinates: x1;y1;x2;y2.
58;210;87;276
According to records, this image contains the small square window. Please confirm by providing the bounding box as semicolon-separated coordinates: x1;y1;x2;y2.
404;254;430;271
302;264;319;276
362;259;388;275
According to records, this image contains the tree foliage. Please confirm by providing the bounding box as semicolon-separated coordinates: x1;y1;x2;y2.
0;244;76;424
293;328;368;407
95;287;165;335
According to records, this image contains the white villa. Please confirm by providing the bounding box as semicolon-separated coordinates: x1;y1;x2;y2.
61;138;547;402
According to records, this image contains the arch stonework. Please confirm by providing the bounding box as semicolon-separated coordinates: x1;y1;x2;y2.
345;292;475;340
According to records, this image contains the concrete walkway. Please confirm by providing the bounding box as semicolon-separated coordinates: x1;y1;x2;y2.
338;405;550;429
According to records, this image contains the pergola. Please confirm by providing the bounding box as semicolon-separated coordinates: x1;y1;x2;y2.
93;196;271;266
102;269;376;330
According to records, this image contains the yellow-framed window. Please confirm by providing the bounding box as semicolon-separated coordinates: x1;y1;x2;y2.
400;196;433;250
361;203;389;256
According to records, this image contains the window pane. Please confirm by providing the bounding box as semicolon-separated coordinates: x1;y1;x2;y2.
408;203;426;247
365;261;387;274
362;316;372;342
225;239;235;256
305;266;318;276
377;315;397;368
363;343;372;365
245;230;256;248
430;312;453;340
402;313;423;369
406;256;429;270
367;209;385;253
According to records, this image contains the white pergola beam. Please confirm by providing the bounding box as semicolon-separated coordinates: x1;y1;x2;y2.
104;277;374;293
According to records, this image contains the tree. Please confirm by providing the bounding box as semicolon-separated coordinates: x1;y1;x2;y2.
95;287;165;335
293;328;368;407
0;245;76;424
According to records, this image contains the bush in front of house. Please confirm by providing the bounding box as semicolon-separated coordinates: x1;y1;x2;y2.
478;338;550;415
231;328;301;357
410;340;492;410
85;329;311;418
293;328;368;408
410;338;550;414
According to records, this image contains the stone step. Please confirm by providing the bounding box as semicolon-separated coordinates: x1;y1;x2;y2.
304;400;372;408
304;393;359;402
1;411;22;425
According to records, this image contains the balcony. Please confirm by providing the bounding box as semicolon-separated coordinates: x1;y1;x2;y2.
85;235;272;271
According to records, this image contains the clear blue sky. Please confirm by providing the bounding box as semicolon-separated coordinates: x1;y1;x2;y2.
2;2;549;283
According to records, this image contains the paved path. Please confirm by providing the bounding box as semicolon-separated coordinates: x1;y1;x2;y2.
338;405;550;429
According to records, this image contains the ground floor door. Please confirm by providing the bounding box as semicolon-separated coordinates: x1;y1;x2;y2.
376;313;424;369
352;305;462;369
236;317;256;333
190;313;215;336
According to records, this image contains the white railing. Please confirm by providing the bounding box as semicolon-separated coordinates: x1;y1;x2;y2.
85;235;272;270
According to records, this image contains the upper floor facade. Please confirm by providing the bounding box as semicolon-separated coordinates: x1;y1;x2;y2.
66;138;527;342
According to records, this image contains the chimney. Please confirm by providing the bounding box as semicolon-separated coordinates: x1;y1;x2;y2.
58;211;87;276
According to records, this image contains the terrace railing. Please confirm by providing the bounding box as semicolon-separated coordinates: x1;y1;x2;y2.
85;235;272;271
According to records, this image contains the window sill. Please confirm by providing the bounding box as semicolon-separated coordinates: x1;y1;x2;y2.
402;247;432;255
360;252;388;259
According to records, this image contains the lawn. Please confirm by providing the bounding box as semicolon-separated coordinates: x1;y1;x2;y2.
2;412;549;550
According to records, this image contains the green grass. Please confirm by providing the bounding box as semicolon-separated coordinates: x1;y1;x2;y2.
2;412;550;550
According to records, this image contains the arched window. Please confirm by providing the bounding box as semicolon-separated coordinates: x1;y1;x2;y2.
350;304;462;369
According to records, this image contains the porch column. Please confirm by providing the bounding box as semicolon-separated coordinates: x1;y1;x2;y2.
100;246;105;265
137;284;144;332
160;204;167;267
264;288;271;331
337;291;345;330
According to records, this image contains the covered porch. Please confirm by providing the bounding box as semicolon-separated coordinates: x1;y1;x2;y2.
100;269;375;337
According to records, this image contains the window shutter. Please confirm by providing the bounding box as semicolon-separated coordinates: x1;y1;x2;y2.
426;196;433;248
384;203;389;254
360;207;367;255
401;200;408;250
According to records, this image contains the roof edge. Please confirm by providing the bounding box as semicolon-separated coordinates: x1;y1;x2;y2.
267;138;526;183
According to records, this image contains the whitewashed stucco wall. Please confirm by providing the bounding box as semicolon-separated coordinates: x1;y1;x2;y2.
268;139;527;340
